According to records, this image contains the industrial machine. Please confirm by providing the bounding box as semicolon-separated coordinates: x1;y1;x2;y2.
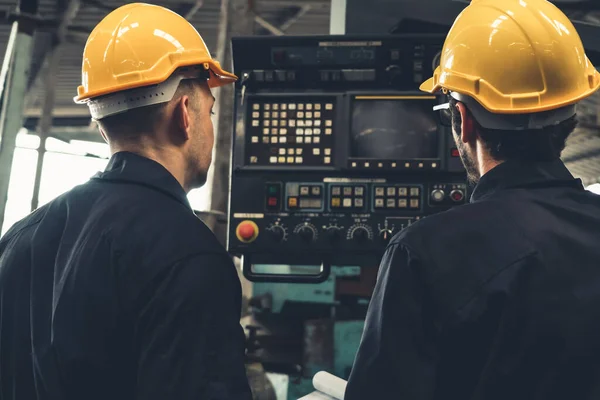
227;33;468;398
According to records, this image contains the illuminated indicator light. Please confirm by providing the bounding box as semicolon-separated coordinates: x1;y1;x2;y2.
263;128;269;134
365;162;370;167
281;128;288;135
281;112;287;118
405;162;410;168
306;120;313;127
392;162;397;167
313;148;321;155
306;104;313;110
306;129;313;135
324;148;331;155
264;104;270;110
288;197;298;207
271;137;278;143
252;112;259;118
287;156;294;163
314;137;321;143
326;103;333;110
264;120;270;127
289;103;296;110
418;162;424;168
343;199;352;207
264;112;270;118
306;137;312;143
281;104;287;110
262;137;269;143
271;128;278;134
315;104;322;110
253;104;260;110
273;120;279;126
268;197;278;206
398;199;407;208
287;148;294;155
295;157;303;163
273;104;279;110
251;136;258;143
250;156;258;163
306;112;313;118
451;148;460;157
314;128;321;135
352;162;357;167
432;162;438;168
268;185;278;194
296;148;303;154
298;120;305;127
378;163;383;168
281;120;287;126
273;112;279;118
325;120;333;126
279;149;286;155
315;120;321;126
280;137;287;143
324;157;331;164
325;129;332;135
270;156;277;163
331;198;341;207
252;120;259;126
297;137;304;143
289;120;296;127
315;112;321;118
278;156;285;163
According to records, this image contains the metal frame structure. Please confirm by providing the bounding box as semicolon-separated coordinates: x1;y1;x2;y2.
0;0;38;231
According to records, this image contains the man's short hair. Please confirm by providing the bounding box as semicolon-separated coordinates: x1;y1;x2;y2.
448;96;577;162
96;79;199;141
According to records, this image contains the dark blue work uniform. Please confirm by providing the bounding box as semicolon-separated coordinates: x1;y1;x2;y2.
346;159;600;400
0;152;252;400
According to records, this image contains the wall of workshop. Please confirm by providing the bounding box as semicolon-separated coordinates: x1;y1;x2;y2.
1;131;212;234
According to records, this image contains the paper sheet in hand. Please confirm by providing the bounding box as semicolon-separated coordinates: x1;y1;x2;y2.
298;371;347;400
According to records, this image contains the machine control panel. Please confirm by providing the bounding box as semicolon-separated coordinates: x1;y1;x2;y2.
228;34;468;280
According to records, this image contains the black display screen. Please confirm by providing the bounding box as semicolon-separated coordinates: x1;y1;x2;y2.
350;98;439;160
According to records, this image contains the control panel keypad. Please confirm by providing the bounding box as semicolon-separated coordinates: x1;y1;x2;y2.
330;185;367;211
374;184;422;211
247;98;336;166
286;183;324;211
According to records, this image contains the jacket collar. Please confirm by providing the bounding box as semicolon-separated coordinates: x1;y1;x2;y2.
471;159;585;203
92;151;192;210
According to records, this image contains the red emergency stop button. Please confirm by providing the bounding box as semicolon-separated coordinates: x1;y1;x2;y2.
236;220;259;243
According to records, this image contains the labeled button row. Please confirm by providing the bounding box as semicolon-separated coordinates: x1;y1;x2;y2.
375;198;420;209
252;103;334;111
332;186;364;196
374;186;420;197
331;197;364;208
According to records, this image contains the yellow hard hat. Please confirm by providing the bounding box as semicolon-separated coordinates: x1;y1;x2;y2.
420;0;600;115
74;3;237;116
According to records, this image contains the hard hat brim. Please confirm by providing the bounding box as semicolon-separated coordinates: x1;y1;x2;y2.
419;76;437;94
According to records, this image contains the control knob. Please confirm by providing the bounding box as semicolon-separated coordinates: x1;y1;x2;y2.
295;223;317;242
324;224;343;244
431;189;445;203
349;224;373;243
267;224;287;242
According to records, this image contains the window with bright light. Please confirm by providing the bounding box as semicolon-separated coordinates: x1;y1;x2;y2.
2;131;212;235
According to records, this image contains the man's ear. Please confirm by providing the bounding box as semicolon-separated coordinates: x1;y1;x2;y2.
98;127;109;144
173;95;192;140
456;101;476;144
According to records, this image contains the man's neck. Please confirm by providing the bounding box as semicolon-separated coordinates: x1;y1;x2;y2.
110;145;189;192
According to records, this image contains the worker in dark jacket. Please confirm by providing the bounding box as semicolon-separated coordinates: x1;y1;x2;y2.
0;4;251;400
346;0;600;399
